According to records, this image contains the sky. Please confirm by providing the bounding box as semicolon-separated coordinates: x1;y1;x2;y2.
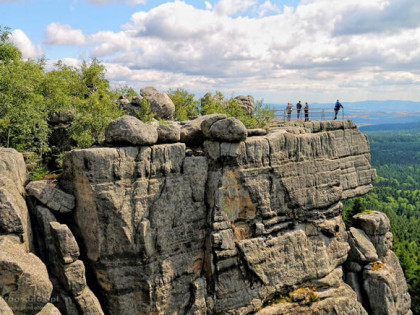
1;0;420;103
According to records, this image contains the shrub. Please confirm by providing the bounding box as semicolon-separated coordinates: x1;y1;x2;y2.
134;97;155;123
168;88;199;120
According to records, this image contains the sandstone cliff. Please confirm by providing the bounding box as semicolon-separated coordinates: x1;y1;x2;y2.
0;119;413;314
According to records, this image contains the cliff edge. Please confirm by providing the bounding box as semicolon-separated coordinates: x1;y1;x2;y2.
0;119;412;314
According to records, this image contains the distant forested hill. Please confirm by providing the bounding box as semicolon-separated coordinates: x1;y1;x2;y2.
345;123;420;313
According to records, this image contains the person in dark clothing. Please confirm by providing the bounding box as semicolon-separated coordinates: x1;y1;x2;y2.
334;100;343;120
304;102;309;122
296;101;302;119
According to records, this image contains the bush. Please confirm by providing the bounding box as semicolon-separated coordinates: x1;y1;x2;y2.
134;97;155;123
168;88;199;120
200;92;274;129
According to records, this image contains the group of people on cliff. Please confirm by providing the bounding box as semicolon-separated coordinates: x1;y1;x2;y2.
286;100;343;121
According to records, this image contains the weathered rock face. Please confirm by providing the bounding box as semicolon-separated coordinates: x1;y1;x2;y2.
0;149;54;314
57;120;411;315
3;119;412;314
105;115;158;146
140;87;175;120
344;210;412;315
0;148;32;249
234;95;255;115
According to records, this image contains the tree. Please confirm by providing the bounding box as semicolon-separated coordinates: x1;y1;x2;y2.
343;197;366;228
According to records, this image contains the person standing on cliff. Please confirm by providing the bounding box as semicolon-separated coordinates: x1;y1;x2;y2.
304;102;309;122
286;103;293;121
296;101;302;119
334;100;343;120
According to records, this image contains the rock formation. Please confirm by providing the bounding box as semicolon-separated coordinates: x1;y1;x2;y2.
0;119;413;314
234;95;254;115
140;87;175;120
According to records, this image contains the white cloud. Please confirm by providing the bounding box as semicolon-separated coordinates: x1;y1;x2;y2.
45;23;87;45
214;0;257;16
258;1;280;17
205;1;212;10
40;0;420;102
10;29;43;59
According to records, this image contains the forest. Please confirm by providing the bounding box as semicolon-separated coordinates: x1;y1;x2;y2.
344;124;420;313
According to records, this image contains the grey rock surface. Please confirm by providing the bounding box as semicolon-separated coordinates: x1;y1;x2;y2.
50;222;80;264
26;180;75;213
234;95;254;115
140;87;175;119
57;121;411;314
363;251;411;315
0;148;32;250
354;210;390;236
105;115;158;146
73;288;104;315
257;282;367;315
0;237;53;314
208;117;247;142
36;303;61;315
348;227;378;262
180;114;226;144
157;122;181;143
49;110;74;125
247;128;267;136
0;296;13;315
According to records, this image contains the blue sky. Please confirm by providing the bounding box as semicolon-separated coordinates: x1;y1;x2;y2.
1;0;420;103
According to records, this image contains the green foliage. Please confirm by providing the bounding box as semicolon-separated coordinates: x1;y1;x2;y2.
112;85;138;98
29;165;50;181
168;88;199;121
0;29;124;167
200;92;274;128
200;91;225;115
134;97;155;123
254;99;275;128
343;197;366;228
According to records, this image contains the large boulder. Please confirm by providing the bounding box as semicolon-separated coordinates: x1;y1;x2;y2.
180;114;226;144
140;87;175;120
157;122;181;143
207;117;247;142
353;211;390;236
26;181;75;213
50;222;80;265
0;148;32;250
363;251;412;315
347;227;378;263
0;237;53;314
234;95;254;115
105;115;158;146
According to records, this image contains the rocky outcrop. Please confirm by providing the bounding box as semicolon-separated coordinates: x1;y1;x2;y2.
140;87;175;120
0;148;32;249
26;181;75;213
58;120;405;314
234;95;255;115
344;211;412;315
28;198;104;314
105;115;158;146
0;148;54;314
0;237;53;314
0;119;412;314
